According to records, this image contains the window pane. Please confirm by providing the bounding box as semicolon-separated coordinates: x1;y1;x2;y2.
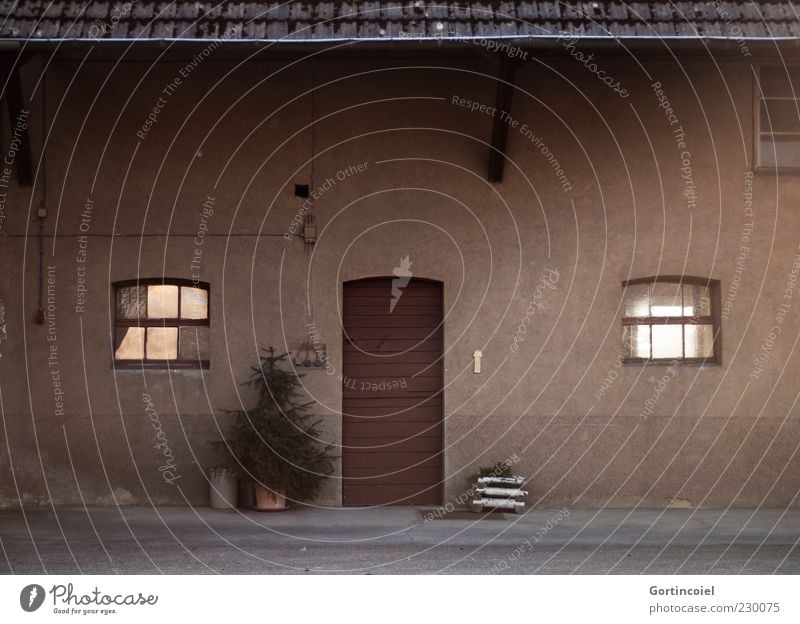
760;134;800;168
147;285;179;319
685;324;714;358
651;283;682;317
682;284;711;317
761;99;800;133
623;283;649;318
180;287;208;320
117;286;146;319
115;327;144;359
146;327;178;359
179;326;210;361
652;323;683;359
623;324;650;359
759;67;800;98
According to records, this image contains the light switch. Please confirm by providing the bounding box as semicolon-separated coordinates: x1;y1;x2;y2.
473;350;483;374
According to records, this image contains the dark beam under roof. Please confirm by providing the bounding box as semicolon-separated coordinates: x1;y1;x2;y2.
487;59;523;184
0;52;33;188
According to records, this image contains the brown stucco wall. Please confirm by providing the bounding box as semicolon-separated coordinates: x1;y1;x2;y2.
1;49;798;509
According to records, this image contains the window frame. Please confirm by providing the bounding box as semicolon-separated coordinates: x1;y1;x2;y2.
755;65;800;173
621;276;721;365
112;278;210;370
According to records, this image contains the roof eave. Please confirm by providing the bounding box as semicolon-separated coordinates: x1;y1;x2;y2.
1;35;799;54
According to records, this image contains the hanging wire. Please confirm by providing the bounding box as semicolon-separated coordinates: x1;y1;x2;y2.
35;69;47;324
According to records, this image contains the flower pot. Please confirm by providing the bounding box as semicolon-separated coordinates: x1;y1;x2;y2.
208;468;238;509
253;484;287;511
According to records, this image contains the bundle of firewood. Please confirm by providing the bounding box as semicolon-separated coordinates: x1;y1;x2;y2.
470;475;527;513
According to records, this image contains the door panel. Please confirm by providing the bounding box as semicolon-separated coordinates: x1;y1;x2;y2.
341;278;444;506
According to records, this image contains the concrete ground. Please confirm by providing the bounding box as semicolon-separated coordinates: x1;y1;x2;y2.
0;505;798;574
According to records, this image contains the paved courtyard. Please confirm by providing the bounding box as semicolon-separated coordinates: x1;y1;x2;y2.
1;506;798;574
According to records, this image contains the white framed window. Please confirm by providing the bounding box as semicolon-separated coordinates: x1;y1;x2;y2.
622;277;720;364
756;66;800;169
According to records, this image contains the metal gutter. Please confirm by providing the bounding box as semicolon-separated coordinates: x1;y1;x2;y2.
1;34;798;58
1;34;799;45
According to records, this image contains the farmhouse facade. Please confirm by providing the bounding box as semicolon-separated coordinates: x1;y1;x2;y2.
1;2;799;508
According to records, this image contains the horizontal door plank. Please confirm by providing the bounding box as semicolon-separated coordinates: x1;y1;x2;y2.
342;451;442;470
343;437;443;454
340;351;442;365
344;327;441;340
342;483;442;506
343;315;443;328
342;467;443;485
344;296;442;308
343;406;443;419
343;421;443;438
343;363;440;377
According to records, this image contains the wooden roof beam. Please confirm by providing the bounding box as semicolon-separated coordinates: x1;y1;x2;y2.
487;59;523;184
0;52;34;188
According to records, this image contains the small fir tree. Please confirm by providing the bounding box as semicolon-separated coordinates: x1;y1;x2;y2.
224;348;335;501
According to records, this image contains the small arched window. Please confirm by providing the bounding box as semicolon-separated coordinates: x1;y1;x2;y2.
113;279;209;369
622;276;720;363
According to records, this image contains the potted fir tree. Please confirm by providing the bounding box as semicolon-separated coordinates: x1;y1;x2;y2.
222;348;335;511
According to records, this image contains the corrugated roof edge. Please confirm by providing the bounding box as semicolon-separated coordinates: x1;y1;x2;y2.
1;34;799;44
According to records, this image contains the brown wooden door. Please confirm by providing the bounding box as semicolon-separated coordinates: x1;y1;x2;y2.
341;277;444;506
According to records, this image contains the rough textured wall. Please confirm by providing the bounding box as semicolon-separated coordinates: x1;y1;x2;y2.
1;50;798;509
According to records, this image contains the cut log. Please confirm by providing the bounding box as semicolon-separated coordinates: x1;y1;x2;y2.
475;487;527;497
477;475;525;486
471;497;525;510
